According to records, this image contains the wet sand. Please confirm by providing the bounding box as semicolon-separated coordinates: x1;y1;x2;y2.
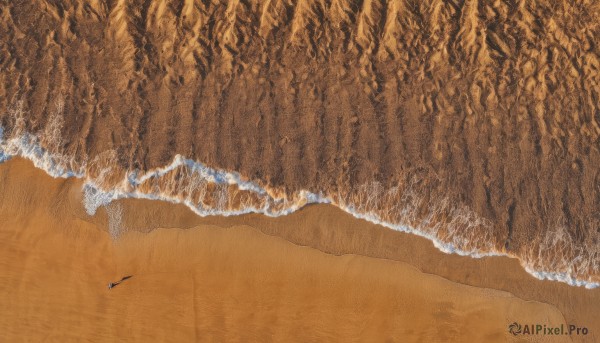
1;159;598;342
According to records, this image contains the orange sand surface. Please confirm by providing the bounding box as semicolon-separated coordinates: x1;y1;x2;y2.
1;158;597;342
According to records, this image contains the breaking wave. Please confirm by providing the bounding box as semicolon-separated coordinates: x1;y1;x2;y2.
0;122;598;289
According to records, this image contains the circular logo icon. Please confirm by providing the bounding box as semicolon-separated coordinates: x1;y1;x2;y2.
508;322;522;336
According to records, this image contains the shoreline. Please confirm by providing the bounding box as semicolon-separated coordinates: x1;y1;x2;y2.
1;157;599;341
2;2;599;340
0;129;597;289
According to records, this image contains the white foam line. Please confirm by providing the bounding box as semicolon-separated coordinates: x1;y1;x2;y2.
130;154;271;197
336;203;502;258
525;267;599;289
0;131;84;178
83;178;330;218
0;125;597;289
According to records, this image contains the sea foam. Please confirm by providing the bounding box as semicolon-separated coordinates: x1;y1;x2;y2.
0;124;598;289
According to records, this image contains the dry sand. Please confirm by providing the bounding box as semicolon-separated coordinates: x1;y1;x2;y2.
1;159;598;342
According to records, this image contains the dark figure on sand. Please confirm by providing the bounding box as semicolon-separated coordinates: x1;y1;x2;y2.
108;275;133;289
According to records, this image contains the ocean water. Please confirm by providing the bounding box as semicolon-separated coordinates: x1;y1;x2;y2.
0;124;598;289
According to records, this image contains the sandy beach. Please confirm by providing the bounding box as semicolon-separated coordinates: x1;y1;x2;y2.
1;1;599;341
1;158;597;342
